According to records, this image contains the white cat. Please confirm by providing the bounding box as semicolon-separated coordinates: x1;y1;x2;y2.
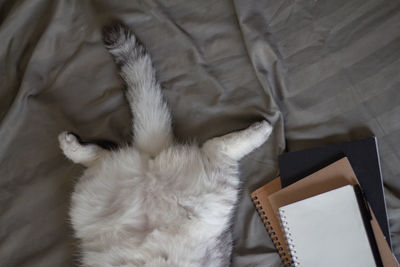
58;22;272;267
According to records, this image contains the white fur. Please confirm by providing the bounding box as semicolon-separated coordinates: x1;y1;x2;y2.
59;23;272;267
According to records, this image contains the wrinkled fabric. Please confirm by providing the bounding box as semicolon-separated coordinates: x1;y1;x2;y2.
0;0;399;266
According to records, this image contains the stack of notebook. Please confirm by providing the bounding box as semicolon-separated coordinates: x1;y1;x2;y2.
251;137;399;267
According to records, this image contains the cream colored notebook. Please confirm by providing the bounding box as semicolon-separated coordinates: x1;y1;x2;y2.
278;185;377;267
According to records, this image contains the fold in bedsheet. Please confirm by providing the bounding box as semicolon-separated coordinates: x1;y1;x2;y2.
0;0;399;266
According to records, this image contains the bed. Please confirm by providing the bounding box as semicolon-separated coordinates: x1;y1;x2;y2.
1;0;400;266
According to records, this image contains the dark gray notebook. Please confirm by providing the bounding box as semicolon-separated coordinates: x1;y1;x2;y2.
278;137;391;247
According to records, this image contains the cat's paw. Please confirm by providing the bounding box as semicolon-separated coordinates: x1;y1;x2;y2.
250;120;272;133
58;131;80;153
102;21;146;64
249;120;273;141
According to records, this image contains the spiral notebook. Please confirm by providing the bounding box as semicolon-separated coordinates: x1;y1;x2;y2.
278;137;390;247
252;158;399;267
277;185;380;267
251;177;292;266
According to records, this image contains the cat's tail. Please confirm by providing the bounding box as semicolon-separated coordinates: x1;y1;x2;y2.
102;21;173;156
102;22;147;66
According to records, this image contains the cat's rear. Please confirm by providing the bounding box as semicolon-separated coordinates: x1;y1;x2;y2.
59;22;272;267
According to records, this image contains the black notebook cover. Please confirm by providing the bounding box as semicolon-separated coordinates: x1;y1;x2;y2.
354;184;383;267
278;137;391;248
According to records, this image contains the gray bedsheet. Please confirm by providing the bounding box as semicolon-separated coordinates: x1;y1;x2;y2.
1;0;399;266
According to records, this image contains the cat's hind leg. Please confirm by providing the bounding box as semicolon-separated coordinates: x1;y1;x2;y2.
58;132;107;167
102;22;173;157
202;121;272;161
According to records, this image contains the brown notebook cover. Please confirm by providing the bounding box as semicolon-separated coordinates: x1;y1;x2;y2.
267;157;398;267
251;177;292;266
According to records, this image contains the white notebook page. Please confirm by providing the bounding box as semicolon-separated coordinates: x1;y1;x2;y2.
278;185;376;267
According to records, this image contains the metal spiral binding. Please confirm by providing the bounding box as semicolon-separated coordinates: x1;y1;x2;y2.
251;195;292;267
278;209;300;266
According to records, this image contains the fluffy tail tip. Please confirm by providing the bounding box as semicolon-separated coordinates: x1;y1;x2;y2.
102;21;132;49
